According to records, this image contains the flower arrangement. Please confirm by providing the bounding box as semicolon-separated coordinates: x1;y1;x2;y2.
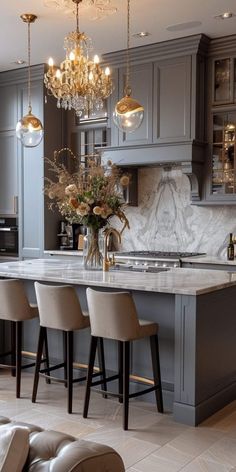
44;148;130;268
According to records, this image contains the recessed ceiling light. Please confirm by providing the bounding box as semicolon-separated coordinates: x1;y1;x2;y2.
215;11;235;20
14;59;26;65
132;31;151;39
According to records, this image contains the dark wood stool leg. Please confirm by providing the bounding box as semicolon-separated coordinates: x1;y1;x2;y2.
63;331;68;388
118;341;123;404
83;336;98;418
150;334;163;413
123;341;130;431
32;327;46;403
44;329;51;384
67;331;73;414
16;321;22;398
11;321;16;377
97;337;107;398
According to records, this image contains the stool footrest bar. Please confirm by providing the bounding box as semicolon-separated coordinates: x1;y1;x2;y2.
39;362;65;374
91;374;119;387
91;387;122;399
129;385;161;399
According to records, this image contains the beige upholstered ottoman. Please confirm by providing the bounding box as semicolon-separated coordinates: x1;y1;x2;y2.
0;416;125;472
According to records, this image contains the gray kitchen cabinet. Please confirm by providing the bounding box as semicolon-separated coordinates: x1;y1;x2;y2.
153;56;191;143
105;54;192;148
0;84;17;131
212;57;235;106
116;62;153;146
0;65;64;258
0;85;18;216
17;80;45;259
200;36;236;204
0;131;18;215
102;34;208;202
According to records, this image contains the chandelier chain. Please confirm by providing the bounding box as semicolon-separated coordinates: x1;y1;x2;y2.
76;1;79;32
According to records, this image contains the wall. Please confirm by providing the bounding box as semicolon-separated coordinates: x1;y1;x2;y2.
116;167;236;257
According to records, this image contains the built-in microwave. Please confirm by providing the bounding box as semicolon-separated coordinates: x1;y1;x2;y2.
0;218;18;256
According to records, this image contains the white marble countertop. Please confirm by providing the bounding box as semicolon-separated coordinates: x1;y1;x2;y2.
44;250;83;256
0;258;236;295
182;255;236;266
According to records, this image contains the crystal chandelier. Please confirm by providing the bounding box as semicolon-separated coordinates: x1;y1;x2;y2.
113;0;144;133
44;0;113;116
44;0;117;20
16;14;44;147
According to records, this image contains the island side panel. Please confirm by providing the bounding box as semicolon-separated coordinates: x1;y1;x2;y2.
130;291;175;402
174;286;236;426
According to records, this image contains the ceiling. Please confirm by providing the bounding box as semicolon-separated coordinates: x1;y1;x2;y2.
1;0;236;72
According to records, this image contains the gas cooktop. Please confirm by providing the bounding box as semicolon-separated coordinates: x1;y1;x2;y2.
113;251;205;271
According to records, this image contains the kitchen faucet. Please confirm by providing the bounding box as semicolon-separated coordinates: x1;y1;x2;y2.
103;228;121;272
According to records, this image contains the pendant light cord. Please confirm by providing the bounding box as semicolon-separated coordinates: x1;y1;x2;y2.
28;21;32;113
125;0;131;96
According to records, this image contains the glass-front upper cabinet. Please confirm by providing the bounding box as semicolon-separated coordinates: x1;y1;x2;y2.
213;58;236;105
212;112;236;195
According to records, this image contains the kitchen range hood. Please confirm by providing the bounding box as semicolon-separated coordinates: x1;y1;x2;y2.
102;140;206;202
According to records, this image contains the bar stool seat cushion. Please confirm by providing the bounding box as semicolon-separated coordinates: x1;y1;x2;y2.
0;305;39;322
34;283;90;331
86;289;158;341
0;279;39;322
0;417;125;472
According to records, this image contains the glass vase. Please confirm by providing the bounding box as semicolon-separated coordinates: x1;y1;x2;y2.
83;227;104;270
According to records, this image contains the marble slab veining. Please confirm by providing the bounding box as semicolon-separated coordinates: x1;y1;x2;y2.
111;167;236;257
0;259;236;296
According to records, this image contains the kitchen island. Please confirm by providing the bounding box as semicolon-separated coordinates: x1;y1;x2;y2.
0;258;236;426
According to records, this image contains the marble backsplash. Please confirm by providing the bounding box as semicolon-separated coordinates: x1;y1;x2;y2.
115;167;236;257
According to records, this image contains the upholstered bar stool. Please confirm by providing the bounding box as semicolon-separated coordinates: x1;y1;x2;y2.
33;282;106;414
0;279;41;398
83;288;163;430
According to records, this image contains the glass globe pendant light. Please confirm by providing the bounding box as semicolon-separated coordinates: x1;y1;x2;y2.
16;14;44;148
113;0;144;133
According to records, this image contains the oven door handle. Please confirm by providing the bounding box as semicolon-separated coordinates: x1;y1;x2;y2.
0;227;18;232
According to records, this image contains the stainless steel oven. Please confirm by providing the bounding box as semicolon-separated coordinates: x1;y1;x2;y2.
0;218;18;256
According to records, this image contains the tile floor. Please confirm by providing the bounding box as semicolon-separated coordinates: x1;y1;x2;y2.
1;370;236;471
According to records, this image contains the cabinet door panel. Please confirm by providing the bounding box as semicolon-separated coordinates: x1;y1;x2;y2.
18;82;44;259
0;131;18;215
153;56;191;143
118;63;153;146
0;85;17;131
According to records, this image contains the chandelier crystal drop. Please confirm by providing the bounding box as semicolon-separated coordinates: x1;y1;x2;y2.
16;14;44;148
44;0;113;117
113;0;144;133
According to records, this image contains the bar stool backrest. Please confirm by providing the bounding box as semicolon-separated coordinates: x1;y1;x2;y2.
34;282;86;331
0;279;33;321
86;288;140;341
